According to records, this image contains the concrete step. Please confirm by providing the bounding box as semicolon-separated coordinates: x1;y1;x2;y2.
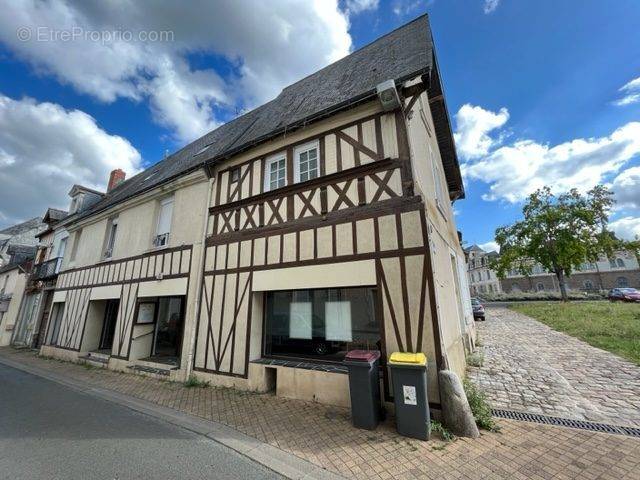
127;364;174;377
86;351;111;361
78;354;109;368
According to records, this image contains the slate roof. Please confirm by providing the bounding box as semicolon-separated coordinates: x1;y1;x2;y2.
67;14;462;226
43;208;68;224
0;217;42;236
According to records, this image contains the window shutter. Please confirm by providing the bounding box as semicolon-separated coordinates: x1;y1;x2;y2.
157;198;174;235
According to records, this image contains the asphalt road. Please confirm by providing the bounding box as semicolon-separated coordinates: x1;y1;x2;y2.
0;364;283;480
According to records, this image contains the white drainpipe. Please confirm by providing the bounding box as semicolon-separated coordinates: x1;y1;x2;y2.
184;175;215;380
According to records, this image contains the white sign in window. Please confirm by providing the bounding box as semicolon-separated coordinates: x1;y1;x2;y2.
325;301;352;342
289;301;312;339
137;302;156;324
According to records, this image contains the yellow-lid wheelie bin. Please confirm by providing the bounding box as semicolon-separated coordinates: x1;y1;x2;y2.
389;352;430;440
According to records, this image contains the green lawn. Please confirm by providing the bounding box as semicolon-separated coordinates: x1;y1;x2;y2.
509;301;640;365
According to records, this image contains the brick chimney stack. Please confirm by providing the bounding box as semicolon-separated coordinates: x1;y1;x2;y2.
107;169;126;192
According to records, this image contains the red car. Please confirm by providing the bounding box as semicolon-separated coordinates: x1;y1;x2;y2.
608;288;640;303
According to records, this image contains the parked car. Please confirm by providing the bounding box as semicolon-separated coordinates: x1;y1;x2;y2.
608;288;640;303
471;297;485;321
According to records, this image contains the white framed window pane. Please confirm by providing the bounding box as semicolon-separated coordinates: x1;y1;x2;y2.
325;301;352;342
157;199;174;235
289;302;312;339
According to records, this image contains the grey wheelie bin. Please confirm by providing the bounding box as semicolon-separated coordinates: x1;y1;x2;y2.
389;352;430;440
344;350;382;430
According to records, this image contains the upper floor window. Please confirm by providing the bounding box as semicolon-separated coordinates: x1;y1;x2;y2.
104;217;118;259
154;196;174;247
264;153;286;192
70;229;82;261
616;258;625;268
294;141;319;183
430;144;448;214
609;258;616;269
230;167;240;183
56;236;68;259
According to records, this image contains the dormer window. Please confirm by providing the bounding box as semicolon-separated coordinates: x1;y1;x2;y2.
154;196;174;248
104;217;118;259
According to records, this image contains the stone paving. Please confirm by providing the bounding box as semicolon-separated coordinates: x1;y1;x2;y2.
467;306;640;427
1;347;640;479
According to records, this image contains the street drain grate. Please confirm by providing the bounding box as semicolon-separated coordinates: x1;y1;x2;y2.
492;409;640;438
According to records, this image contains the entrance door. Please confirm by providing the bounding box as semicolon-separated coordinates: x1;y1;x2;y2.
33;291;54;349
153;297;184;358
99;299;119;351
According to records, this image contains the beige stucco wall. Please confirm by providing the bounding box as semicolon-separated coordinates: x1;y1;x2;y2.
64;170;209;271
0;268;27;346
404;86;474;377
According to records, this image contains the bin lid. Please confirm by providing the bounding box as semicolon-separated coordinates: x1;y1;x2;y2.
389;352;427;366
345;350;380;362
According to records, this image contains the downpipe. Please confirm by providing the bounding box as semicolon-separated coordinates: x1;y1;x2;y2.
184;176;215;380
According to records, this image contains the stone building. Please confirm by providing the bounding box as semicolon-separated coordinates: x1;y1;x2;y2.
465;245;639;294
501;250;640;293
464;245;501;295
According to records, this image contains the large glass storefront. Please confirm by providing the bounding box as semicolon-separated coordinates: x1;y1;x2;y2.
263;287;380;362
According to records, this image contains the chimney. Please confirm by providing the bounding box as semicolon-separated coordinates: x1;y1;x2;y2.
107;169;126;192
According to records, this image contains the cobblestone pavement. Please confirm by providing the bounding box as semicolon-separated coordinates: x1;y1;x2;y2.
468;306;640;427
1;348;639;479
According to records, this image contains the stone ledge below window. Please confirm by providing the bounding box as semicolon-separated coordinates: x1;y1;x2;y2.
251;357;348;374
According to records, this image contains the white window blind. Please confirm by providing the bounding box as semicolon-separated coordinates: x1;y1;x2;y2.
157;197;174;235
325;301;352;342
289;301;312;339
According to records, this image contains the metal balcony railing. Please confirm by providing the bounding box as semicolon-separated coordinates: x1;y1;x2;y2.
31;257;63;281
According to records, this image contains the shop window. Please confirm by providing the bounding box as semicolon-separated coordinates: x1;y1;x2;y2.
537;282;545;292
583;280;594;290
264;287;379;362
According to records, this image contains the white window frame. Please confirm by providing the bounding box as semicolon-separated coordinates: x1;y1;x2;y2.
264;152;287;192
104;217;118;259
430;144;448;218
293;140;319;184
154;196;174;248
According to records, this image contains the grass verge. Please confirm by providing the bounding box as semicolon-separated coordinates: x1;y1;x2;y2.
463;379;499;432
184;374;210;388
510;301;640;365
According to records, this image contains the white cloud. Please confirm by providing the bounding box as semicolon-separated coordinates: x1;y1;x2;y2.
346;0;379;14
453;104;509;160
479;241;500;253
392;0;424;17
611;166;640;209
0;94;141;227
0;1;352;144
456;103;640;203
613;76;640;106
483;0;500;14
609;216;640;241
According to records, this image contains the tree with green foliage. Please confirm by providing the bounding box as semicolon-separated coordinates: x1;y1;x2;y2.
492;186;618;302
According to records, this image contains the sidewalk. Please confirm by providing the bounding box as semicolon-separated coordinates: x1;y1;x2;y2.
1;347;639;480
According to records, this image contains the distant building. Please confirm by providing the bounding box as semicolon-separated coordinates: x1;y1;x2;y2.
464;245;640;294
0;217;46;266
464;245;501;295
501;250;640;293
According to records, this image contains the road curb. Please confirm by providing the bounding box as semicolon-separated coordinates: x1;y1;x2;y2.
0;354;345;480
